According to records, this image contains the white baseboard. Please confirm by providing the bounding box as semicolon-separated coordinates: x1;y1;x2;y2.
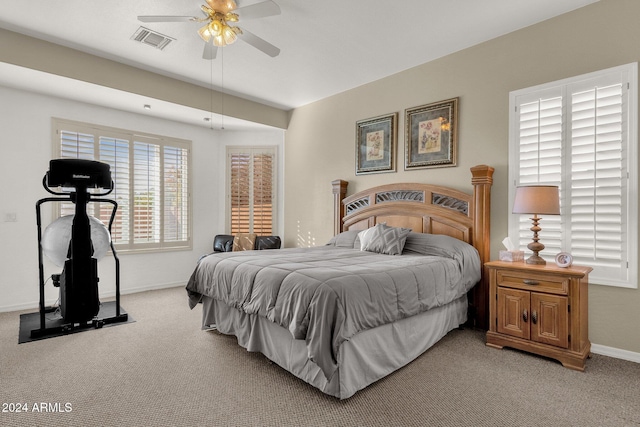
106;281;184;298
0;282;185;313
0;300;54;314
590;343;640;364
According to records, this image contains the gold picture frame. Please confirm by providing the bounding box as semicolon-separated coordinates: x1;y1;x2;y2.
405;98;458;170
355;112;397;175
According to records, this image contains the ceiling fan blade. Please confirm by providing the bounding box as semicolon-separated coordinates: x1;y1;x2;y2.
235;0;281;20
138;16;198;23
203;41;218;60
237;28;280;57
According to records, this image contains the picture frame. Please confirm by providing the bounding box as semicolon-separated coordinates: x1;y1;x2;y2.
355;112;397;175
555;252;573;268
405;97;458;170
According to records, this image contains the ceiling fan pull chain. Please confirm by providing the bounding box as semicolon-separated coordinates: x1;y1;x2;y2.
221;47;225;130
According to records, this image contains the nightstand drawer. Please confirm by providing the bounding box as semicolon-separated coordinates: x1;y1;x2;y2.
496;270;568;294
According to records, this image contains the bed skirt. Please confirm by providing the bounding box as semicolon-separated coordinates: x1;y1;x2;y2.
200;295;468;399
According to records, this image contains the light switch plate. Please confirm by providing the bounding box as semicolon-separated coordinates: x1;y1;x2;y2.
3;212;17;222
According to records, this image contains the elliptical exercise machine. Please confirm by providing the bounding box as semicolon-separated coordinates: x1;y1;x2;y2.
31;159;127;339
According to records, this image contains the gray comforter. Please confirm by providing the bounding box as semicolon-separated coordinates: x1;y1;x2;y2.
186;232;480;381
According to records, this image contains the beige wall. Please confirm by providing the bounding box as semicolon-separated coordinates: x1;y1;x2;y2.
0;28;289;129
284;0;640;354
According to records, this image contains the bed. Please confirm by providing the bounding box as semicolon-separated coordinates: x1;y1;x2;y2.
186;165;494;399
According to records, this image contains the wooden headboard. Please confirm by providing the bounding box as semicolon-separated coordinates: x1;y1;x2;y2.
331;164;494;329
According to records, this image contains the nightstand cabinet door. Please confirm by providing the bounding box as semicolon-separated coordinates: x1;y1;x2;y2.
497;287;530;340
530;292;568;348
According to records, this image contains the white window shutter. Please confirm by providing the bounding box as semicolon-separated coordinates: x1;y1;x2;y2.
59;130;96;217
99;136;130;244
509;63;637;288
163;145;189;242
53;119;191;252
513;91;563;259
133;141;161;244
568;81;626;280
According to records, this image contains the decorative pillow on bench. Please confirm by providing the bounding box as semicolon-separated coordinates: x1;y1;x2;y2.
255;235;281;250
213;234;281;252
233;233;257;251
213;234;234;252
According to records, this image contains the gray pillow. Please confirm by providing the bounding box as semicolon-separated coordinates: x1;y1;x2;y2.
325;229;361;248
402;232;481;287
403;232;474;259
358;223;411;255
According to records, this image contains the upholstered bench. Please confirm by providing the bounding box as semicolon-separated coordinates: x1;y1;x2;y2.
213;234;281;252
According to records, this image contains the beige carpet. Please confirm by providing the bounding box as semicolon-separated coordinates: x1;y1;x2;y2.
1;286;639;427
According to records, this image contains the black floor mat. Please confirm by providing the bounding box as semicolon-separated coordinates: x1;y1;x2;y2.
18;301;134;344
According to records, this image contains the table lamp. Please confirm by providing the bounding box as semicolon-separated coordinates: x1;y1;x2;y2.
512;185;560;265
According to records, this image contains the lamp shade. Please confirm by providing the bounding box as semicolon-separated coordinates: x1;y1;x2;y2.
512;185;560;215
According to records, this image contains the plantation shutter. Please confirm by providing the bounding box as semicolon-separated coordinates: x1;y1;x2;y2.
59;129;96;217
163;145;189;242
252;153;274;235
509;63;637;288
60;130;95;160
229;151;251;234
133;141;161;244
99;136;130;244
53;118;191;252
514;90;564;258
227;147;276;235
568;80;626;277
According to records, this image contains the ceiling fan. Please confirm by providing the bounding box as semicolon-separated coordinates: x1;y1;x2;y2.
138;0;281;60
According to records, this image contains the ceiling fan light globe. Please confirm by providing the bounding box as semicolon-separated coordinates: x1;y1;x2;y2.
198;24;213;42
213;33;226;47
210;19;223;36
222;25;239;44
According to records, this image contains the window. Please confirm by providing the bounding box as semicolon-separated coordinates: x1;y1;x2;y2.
508;63;637;288
53;118;191;252
226;146;276;235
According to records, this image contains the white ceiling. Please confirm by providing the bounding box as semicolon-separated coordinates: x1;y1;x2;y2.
0;0;598;129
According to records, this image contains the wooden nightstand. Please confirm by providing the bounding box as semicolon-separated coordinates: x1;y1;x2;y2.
485;260;592;371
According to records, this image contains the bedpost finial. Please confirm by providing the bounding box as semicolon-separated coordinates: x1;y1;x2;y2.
470;165;494;184
332;179;348;195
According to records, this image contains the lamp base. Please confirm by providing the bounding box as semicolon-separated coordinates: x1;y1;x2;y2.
526;254;546;265
526;225;546;265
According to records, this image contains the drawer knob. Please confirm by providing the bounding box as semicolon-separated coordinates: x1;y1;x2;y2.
523;279;539;286
523;309;528;323
532;310;538;324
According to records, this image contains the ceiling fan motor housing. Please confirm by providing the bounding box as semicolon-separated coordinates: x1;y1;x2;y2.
206;0;237;14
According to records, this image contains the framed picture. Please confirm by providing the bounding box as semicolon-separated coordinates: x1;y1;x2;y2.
405;97;458;170
356;113;397;175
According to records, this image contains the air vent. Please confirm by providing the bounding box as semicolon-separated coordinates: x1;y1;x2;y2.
131;27;175;50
